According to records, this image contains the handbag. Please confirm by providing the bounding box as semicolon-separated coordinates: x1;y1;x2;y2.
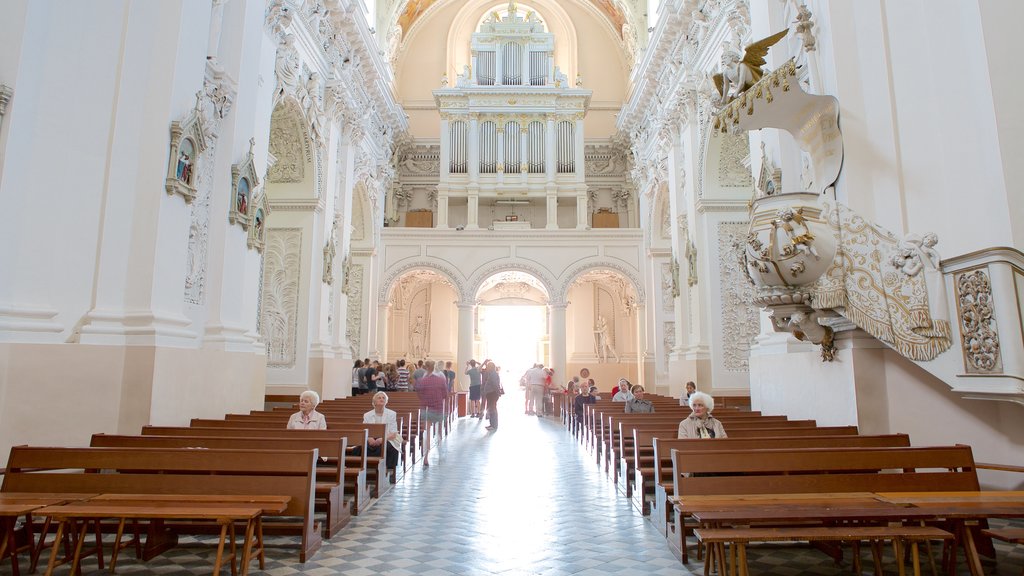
498;385;505;396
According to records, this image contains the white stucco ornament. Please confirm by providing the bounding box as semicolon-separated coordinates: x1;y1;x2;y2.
744;193;835;288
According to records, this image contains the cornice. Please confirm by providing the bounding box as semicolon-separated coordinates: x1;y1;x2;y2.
268;197;324;213
381;228;643;242
694;198;750;214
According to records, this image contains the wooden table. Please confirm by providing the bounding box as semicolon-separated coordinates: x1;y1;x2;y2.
680;492;1024;576
0;493;97;575
37;497;286;576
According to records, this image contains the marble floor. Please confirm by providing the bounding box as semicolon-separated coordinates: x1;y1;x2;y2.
8;388;1023;575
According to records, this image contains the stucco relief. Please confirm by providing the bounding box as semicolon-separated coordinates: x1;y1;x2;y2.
268;103;307;183
558;261;645;308
718;221;759;372
346;263;364;356
379;261;466;306
663;321;676;370
661;262;675;313
718;132;755;188
184;68;235;306
261;228;302;367
956;269;1002;374
468;263;555;306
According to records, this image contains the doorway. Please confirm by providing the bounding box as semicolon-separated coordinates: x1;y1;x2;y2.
477;305;546;383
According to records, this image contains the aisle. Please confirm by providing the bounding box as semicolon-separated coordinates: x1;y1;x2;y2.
310;386;687;575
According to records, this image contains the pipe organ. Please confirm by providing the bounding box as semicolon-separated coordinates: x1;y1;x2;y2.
432;3;592;230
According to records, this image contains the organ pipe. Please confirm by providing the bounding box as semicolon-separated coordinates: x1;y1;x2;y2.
502;41;522;86
557;120;574;173
450;120;467;174
478;51;495;85
480;121;496;173
530;52;547;85
528;121;545;173
504;122;520;170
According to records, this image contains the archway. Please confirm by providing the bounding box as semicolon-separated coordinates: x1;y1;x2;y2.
564;268;640;392
474;271;550;382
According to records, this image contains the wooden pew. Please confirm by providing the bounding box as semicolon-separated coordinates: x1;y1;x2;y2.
143;426;373;517
667;445;979;563
645;434;912;536
1;446;322;563
90;434;351;538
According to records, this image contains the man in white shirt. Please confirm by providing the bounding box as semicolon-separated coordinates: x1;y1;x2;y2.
522;363;547;415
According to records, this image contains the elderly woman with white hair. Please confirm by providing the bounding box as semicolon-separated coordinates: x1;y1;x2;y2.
287;390;327;430
363;391;402;471
677;391;727;439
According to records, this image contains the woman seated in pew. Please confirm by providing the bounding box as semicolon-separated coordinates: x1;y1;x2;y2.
572;385;596;432
612;378;633;402
624;385;655;413
288;390;328;430
677;391;726;438
364;391;402;471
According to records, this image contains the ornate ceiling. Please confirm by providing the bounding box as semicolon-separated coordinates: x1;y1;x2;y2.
396;0;628;37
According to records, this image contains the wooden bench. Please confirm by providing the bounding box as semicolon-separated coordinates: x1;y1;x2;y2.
644;434;912;536
142;425;374;517
695;525;953;576
2;446;322;563
90;433;352;538
668;445;980;563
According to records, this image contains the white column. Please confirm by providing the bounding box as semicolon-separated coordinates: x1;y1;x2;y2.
467;193;480;229
575;115;586;183
549;302;567;389
576;185;588;229
439;116;450;178
437;192;449;229
375;303;389;360
457;303;475;391
520;123;528;175
495;44;503;86
470;50;478;84
468;114;479;182
546;186;558;229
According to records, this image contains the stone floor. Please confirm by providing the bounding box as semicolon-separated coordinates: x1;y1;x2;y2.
8;388;1023;575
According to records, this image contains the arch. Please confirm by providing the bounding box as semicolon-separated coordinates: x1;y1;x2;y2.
266;98;315;190
378;259;467;305
557;258;645;306
465;260;558;307
400;0;581;82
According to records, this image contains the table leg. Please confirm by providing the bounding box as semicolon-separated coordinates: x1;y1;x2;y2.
852;541;862;575
911;541;921;576
871;540;884;575
229;522;238;576
729;541;737;576
110;517;127;573
213;523;228;576
240;519;256;576
702;540;712;576
44;520;66;576
895;539;906;576
93;519;104;570
962;525;984;576
70;520;89;576
254;517;265;570
0;517;17;576
30;515;52;573
738;543;749;576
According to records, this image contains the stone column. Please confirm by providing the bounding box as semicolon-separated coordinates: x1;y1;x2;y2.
545;114;556;182
437;191;449;229
439;115;450;177
468;113;479;183
457;303;475;391
376;302;390;360
549;301;568;389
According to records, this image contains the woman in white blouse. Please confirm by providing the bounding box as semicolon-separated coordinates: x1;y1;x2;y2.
287;390;327;430
363;391;402;471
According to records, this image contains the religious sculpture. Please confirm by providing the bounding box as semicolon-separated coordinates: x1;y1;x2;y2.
793;5;816;52
274;36;301;101
594;315;620;363
712;30;788;104
410;315;427;358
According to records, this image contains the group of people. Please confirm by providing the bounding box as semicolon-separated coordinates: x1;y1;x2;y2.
351;358;459;396
464;359;503;431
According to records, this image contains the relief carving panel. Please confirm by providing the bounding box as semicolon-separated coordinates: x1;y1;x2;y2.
261;228;302;367
718;221;759;372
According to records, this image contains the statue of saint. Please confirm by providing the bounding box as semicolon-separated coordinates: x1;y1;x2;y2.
594;315;620;363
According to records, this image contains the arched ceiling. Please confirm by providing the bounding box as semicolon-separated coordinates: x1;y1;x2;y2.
396;0;627;38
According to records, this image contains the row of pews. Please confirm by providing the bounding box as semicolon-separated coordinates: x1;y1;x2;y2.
0;390;458;575
562;392;1024;576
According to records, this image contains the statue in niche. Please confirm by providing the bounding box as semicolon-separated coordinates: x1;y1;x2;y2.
594;315;620;363
274;36;301;100
322;236;335;285
410;314;427;358
685;236;698;287
712;30;788;104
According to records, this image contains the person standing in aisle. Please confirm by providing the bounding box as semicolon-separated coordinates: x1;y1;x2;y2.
481;360;502;431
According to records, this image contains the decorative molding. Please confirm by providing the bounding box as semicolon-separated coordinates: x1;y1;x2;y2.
165;93;208;203
268;100;308;183
559;260;646;307
268;198;322;212
695;198;750;213
0;83;12;119
379;260;467;306
717;132;755;188
345;263;364;357
956;268;1002;374
718;220;759;372
663;321;676;371
261;228;302;367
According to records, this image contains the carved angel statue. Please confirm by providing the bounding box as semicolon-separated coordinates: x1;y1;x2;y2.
712;29;788;104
